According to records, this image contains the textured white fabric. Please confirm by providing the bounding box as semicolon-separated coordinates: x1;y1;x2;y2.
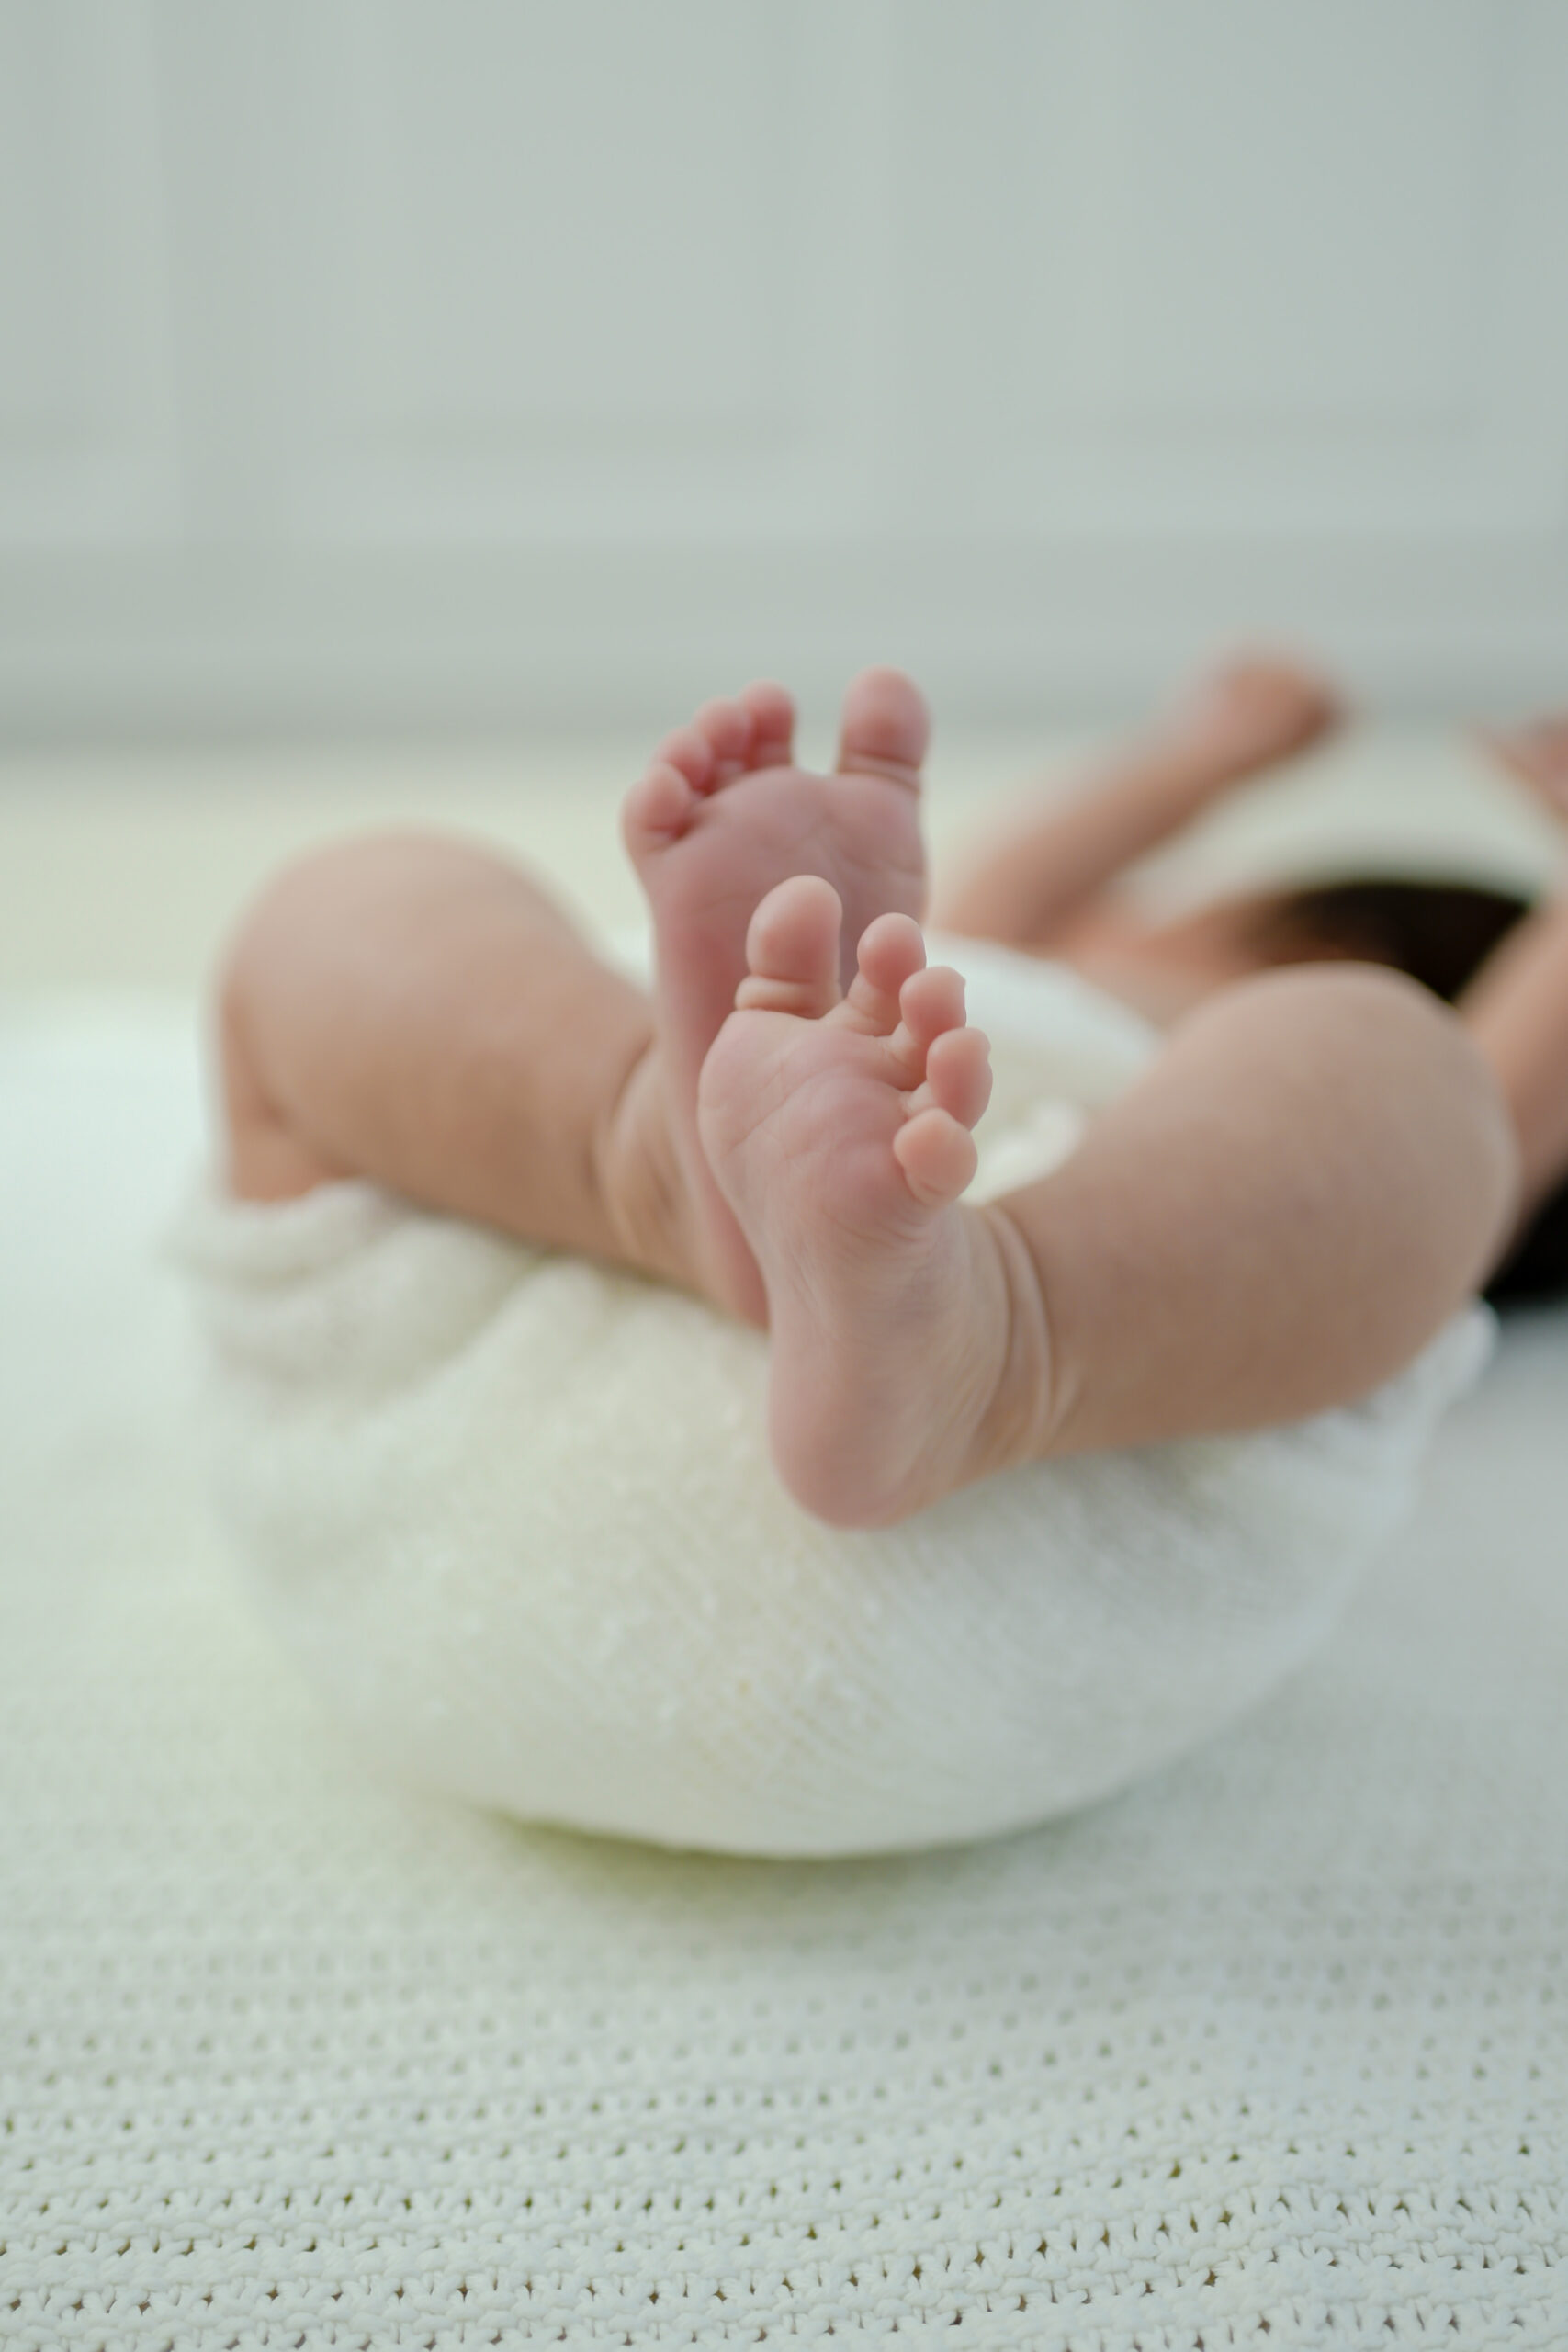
3;1001;1567;2345
170;940;1488;1859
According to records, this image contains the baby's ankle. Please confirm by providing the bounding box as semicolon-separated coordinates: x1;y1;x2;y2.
965;1203;1070;1480
593;1041;711;1302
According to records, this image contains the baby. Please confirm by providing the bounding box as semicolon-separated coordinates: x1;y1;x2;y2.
218;662;1562;1529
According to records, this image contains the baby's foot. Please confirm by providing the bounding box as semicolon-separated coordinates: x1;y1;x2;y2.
622;671;930;1321
698;876;1054;1527
1480;713;1568;825
1165;651;1344;801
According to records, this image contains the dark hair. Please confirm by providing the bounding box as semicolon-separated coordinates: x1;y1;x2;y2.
1263;877;1568;1306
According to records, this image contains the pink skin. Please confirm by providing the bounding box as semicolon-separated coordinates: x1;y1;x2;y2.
1164;653;1345;783
211;654;1525;1531
934;650;1344;956
697;876;1020;1529
621;669;930;1323
1480;715;1568;823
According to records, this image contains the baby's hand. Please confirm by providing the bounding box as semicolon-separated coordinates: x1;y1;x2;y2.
1479;717;1568;828
1167;653;1343;810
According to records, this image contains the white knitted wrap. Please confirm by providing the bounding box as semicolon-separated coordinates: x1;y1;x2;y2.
173;943;1489;1857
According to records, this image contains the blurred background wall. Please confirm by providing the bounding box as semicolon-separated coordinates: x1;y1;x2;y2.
3;0;1567;741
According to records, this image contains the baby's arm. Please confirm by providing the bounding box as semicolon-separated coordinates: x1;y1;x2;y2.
934;656;1338;950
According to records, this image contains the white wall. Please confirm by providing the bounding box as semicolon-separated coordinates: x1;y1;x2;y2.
3;0;1567;735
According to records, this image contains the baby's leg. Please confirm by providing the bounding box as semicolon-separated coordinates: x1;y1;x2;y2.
700;882;1517;1526
1007;961;1517;1458
220;666;933;1316
219;833;701;1292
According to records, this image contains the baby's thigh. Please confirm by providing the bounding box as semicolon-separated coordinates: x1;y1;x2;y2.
214;834;495;1202
216;976;348;1202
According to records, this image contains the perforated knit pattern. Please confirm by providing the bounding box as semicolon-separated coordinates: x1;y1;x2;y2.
3;1007;1566;2348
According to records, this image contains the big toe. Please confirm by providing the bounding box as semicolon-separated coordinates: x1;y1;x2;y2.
837;667;930;789
735;876;844;1018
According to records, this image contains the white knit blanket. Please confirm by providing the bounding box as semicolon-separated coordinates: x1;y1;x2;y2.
172;937;1489;1860
3;1000;1566;2347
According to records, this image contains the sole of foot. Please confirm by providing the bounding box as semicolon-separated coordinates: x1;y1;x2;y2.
698;875;1046;1530
621;669;931;1322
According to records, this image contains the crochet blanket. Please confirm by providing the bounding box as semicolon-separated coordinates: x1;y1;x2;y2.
172;937;1490;1859
2;1001;1565;2347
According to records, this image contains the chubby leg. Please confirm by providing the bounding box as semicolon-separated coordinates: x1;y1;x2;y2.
219;833;702;1292
219;664;933;1317
1014;963;1517;1458
700;880;1517;1527
933;653;1341;950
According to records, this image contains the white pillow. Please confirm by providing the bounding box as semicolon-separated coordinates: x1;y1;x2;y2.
175;940;1490;1856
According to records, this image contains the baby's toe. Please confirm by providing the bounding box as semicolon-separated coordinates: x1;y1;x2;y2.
896;964;966;1057
841;911;927;1034
739;680;795;769
693;696;755;783
921;1026;992;1130
837;668;930;790
734;876;843;1019
623;760;697;855
893;1107;978;1207
652;722;719;794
